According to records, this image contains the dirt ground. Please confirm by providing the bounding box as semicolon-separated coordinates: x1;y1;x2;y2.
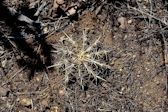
0;0;168;111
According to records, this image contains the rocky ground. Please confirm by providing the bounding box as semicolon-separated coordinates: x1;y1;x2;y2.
0;0;168;111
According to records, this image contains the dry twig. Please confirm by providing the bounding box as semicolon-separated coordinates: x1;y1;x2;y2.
1;66;26;86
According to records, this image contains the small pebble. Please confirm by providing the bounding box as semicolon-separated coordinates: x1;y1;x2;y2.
2;60;6;68
52;106;59;110
66;7;77;17
119;68;123;71
59;89;67;96
127;19;132;24
139;102;143;105
137;75;140;78
117;17;127;30
0;87;9;96
53;1;59;10
143;6;147;9
43;27;49;34
56;0;64;5
16;55;22;60
34;77;40;82
132;55;136;58
20;98;31;106
42;99;48;107
155;81;160;85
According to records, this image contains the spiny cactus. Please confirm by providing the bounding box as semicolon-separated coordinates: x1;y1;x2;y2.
48;30;111;87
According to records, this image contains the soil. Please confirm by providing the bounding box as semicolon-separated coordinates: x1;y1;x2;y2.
0;0;168;112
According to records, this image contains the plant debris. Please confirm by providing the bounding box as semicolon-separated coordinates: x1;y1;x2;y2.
0;0;168;111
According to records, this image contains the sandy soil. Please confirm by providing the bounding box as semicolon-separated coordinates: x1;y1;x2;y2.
0;0;168;111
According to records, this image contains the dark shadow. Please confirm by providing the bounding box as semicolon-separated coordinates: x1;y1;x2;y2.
12;34;52;80
0;1;53;80
1;33;53;80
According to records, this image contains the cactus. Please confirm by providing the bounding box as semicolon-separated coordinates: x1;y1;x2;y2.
48;30;111;87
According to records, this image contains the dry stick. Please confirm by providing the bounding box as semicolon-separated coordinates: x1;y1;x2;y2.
9;101;15;112
158;20;168;95
163;39;168;112
0;28;18;49
75;87;123;103
13;87;48;95
31;99;34;112
45;16;68;39
129;6;168;25
1;66;26;86
136;2;151;28
124;56;135;82
161;33;168;95
34;1;47;16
